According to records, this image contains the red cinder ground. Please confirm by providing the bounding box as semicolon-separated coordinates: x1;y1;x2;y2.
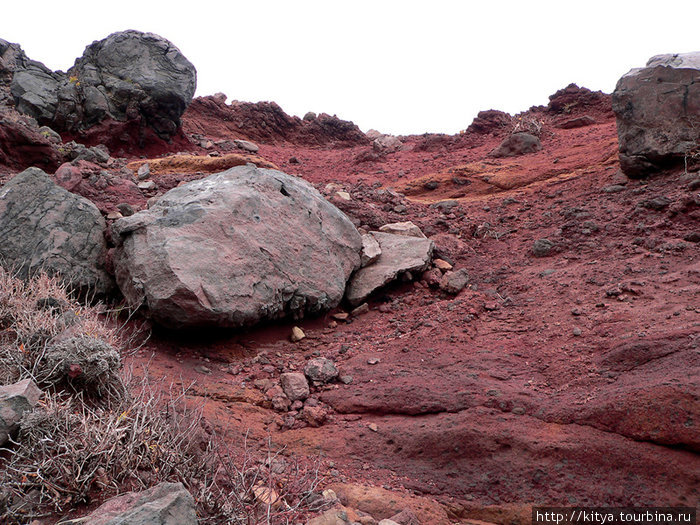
93;90;700;521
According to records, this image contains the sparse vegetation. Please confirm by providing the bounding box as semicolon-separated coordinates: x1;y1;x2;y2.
0;270;326;523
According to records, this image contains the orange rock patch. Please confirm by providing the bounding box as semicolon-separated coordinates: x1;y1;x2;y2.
127;153;278;175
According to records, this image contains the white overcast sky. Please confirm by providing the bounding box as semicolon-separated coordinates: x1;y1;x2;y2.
3;1;699;135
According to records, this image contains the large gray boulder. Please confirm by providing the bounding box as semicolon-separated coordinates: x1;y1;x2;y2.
3;31;196;140
112;165;362;328
612;52;700;177
0;379;41;446
0;168;112;295
82;482;197;525
346;232;434;305
68;30;197;139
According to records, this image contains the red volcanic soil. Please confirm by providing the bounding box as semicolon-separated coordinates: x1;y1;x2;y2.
115;88;698;522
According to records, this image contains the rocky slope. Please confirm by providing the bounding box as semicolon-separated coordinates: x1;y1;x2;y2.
0;33;698;524
126;84;697;522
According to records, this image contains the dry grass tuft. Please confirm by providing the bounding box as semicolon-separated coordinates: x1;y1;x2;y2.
0;269;326;523
0;267;125;401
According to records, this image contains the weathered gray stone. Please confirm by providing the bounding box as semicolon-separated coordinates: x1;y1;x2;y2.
378;221;426;239
346;232;434;305
372;134;403;153
613;52;700;177
68;30;197;139
82;482;197;525
3;31;196;141
233;139;259;153
0;168;112;295
112;165;362;328
0;379;41;446
490;132;541;158
304;358;339;384
361;233;382;267
439;268;469;294
280;372;310;401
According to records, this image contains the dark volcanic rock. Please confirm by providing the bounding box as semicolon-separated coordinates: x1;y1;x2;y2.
612;52;700;177
68;30;197;139
3;31;196;142
112;165;362;328
490;132;542;158
467;109;511;134
0;106;63;172
548;83;610;114
0;167;112;295
182;96;368;147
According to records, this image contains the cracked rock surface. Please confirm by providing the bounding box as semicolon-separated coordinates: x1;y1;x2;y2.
112;165;362;328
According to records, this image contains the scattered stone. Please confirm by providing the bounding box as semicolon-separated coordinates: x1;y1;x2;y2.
80;482;197;525
339;375;354;385
0;167;113;295
137;180;157;190
372;134;403;153
332;312;350;322
602;185;625;194
640;196;671;210
306;506;354;525
423;180;439;190
433;259;453;272
378;221;427;239
305;358;339;384
304;405;328;427
137;162;150;180
613;52;700;177
346;232;434;305
233;139;259;153
280;372;310;401
335;191;352;201
490;132;542;158
112;165;361;328
367;358;380;365
557;115;596;129
194;365;211;374
439;268;469;294
253;482;281;508
532;238;555;257
106;211;123;220
351;303;370;317
0;379;41;447
388;508;420;525
422;268;443;288
573;327;582;337
114;203;134;217
378;520;400;525
291;326;306;343
303;111;317;121
361;234;382;267
368;423;379;432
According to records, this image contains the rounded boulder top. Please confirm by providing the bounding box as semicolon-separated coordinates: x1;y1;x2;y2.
70;30;197;137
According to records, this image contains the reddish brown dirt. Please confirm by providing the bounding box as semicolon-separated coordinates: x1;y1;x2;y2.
108;89;700;522
8;85;696;522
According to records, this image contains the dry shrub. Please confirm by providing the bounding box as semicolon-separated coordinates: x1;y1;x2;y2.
510;114;544;137
0;374;327;524
0;269;325;523
0;268;125;401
